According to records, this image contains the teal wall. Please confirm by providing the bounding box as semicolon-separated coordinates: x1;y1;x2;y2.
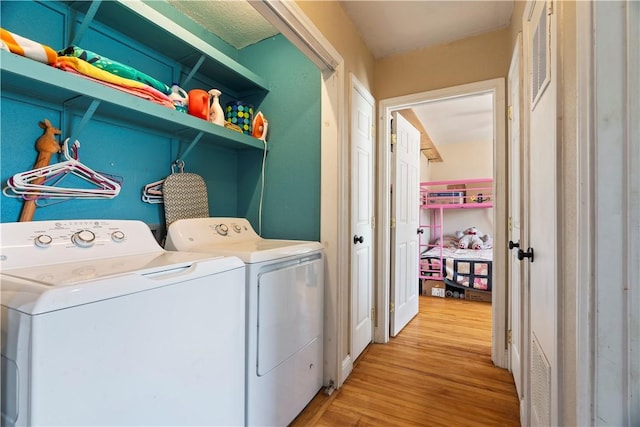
0;1;321;241
238;36;321;240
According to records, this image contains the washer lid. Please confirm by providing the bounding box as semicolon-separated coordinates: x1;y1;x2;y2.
1;252;244;314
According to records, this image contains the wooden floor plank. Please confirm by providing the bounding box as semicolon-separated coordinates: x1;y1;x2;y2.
291;296;520;426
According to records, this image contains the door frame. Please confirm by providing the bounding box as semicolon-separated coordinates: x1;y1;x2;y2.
507;31;526;416
572;1;640;424
376;78;508;368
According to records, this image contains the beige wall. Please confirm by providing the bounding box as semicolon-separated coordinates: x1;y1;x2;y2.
420;154;430;181
374;28;512;100
295;1;375;91
427;140;493;181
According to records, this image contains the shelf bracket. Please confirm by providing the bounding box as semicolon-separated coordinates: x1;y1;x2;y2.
67;99;101;144
181;54;206;87
176;132;204;163
69;0;102;47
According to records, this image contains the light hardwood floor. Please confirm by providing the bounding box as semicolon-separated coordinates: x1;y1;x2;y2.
292;296;520;426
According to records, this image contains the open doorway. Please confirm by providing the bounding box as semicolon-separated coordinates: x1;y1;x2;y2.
375;78;508;369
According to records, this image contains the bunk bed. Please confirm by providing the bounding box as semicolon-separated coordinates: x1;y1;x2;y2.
419;178;493;299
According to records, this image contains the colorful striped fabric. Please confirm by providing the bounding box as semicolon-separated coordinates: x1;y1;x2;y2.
0;28;57;64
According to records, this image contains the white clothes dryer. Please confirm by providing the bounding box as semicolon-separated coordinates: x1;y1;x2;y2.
0;219;246;427
165;217;324;427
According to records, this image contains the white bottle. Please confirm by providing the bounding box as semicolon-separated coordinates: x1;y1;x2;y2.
208;89;225;126
169;83;188;113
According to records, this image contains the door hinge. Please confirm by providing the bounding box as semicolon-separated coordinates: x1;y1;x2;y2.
508;105;513;120
371;216;376;229
389;302;395;313
508;329;512;344
547;0;553;15
371;125;376;140
371;307;375;320
508;216;513;231
391;133;397;146
390;217;396;229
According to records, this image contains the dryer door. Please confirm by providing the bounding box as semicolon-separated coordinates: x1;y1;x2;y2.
257;255;323;376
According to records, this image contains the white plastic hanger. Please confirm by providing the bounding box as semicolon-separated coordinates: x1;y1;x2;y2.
141;160;185;204
142;179;164;204
4;139;121;200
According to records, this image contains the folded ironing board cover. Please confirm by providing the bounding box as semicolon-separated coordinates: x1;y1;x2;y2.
163;173;209;228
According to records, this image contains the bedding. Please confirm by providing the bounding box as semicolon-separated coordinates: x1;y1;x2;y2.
420;236;493;291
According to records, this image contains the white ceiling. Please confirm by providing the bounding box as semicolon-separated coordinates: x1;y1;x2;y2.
412;92;494;146
168;1;513;58
168;0;510;150
338;0;514;59
335;1;510;150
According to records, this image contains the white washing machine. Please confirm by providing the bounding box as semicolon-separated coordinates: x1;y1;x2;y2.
0;219;246;427
165;217;324;427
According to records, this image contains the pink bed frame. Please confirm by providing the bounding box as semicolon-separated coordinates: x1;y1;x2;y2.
419;177;493;281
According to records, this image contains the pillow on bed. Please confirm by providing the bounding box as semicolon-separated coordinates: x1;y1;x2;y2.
434;235;459;248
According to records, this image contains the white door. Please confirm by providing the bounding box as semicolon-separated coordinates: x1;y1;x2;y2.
523;1;558;425
389;112;420;337
508;34;524;403
350;79;375;360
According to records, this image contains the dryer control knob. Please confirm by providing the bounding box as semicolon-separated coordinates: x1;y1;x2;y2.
215;224;229;236
34;234;53;248
72;230;96;248
111;231;126;242
232;224;242;233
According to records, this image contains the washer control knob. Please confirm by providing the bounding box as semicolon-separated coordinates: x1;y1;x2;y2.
215;224;229;236
34;234;53;248
232;224;242;233
111;231;126;242
72;230;96;248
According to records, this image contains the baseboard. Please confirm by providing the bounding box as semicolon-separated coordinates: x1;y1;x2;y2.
339;354;353;387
